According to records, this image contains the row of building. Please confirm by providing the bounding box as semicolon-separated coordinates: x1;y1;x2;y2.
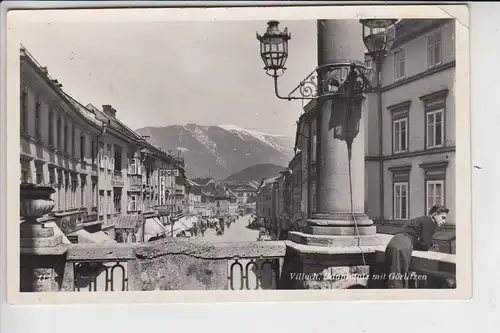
20;45;190;244
256;19;456;239
187;177;258;217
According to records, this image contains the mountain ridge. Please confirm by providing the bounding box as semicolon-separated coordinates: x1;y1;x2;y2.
225;163;286;183
135;124;294;180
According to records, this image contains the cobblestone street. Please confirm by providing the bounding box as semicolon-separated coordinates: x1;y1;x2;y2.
201;214;259;243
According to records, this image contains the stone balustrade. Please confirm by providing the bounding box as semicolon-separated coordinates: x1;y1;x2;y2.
21;237;456;292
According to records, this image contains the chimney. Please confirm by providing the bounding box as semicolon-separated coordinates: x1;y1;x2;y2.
102;105;117;118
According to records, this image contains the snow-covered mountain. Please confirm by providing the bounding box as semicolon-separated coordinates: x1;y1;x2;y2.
135;123;294;180
218;124;291;155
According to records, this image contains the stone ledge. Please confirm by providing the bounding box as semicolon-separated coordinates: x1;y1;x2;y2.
66;239;287;261
374;248;456;278
288;231;392;247
135;239;287;260
20;243;69;256
20;234;62;248
285;240;385;255
305;225;376;236
67;243;136;261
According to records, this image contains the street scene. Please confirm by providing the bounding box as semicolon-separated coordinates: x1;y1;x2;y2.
14;11;460;294
201;214;259;243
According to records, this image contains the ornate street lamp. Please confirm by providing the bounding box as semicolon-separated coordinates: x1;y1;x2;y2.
360;19;398;60
256;20;291;78
256;20;374;101
359;18;397;226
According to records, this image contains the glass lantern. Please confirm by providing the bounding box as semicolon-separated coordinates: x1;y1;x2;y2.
360;19;398;56
256;20;291;76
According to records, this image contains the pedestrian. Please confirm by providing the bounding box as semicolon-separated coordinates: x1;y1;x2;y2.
384;204;449;289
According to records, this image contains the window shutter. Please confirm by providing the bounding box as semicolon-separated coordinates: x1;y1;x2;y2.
128;198;132;212
111;157;115;171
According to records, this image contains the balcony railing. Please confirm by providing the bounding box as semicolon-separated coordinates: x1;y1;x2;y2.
112;172;124;187
128;175;141;191
28;238;455;292
62;240;285;291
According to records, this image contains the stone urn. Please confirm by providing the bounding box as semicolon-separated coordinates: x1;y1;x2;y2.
20;183;56;222
19;183;67;292
19;183;59;246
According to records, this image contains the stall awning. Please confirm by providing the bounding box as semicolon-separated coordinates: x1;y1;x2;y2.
68;229;117;244
114;215;142;230
144;217;167;241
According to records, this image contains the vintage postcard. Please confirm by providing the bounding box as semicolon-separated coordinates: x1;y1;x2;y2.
2;3;470;304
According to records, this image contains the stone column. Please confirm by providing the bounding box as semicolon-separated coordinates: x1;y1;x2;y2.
20;185;69;292
288;20;382;247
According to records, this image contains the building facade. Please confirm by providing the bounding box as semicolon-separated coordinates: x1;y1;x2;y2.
20;46;108;242
365;19;456;226
257;19;456;244
20;46;188;244
255;177;275;220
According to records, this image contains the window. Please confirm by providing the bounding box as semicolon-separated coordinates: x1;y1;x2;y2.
394;49;406;81
63;121;68;154
91;179;97;207
107;145;113;171
426;180;444;214
80;135;85;161
49;167;55;185
20;86;27;133
393;118;408;153
389;165;411;221
71;176;77;208
419;161;448;215
48;109;54;146
72;126;76;157
99;143;106;168
57;117;62;150
426;109;444;148
20;159;31;183
80;178;86;207
35;163;43;185
129;158;138;175
107;190;112;214
114;146;123;172
34;98;41;140
393;182;409;220
427;30;442;68
64;173;70;210
114;189;122;213
128;195;137;212
99;190;104;215
91;140;96;165
311;132;317;165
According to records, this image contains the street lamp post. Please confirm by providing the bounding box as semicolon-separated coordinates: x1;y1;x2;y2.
256;19;395;245
360;19;397;225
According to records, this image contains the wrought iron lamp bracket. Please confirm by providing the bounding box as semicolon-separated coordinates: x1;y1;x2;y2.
271;61;374;101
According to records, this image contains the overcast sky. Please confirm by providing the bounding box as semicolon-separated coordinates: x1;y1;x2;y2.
19;20;317;137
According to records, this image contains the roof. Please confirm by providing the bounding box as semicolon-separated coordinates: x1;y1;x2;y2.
87;103;146;144
190;186;203;195
213;187;232;200
224;183;257;192
190;177;215;186
114;215;142;230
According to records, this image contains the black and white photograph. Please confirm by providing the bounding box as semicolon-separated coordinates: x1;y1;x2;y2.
3;4;470;302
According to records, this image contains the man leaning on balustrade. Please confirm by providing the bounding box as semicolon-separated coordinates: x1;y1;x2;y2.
383;204;449;289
